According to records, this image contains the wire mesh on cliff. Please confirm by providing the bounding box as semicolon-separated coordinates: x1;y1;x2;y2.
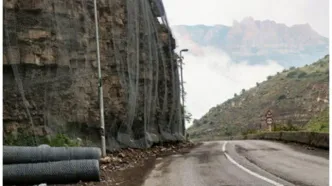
3;0;184;150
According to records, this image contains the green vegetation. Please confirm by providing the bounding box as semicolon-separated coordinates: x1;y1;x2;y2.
241;128;261;136
286;71;298;78
48;134;81;147
272;120;301;132
188;55;329;140
4;132;81;147
222;124;238;136
298;71;307;78
277;94;287;100
4;132;47;146
287;70;308;78
184;110;193;123
305;108;329;132
183;90;193;123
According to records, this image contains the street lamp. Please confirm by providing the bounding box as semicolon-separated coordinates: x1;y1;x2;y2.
180;49;189;59
178;49;188;137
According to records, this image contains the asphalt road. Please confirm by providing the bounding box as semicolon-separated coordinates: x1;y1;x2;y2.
142;140;329;186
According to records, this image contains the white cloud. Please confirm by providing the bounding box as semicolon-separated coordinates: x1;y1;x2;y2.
163;0;329;37
164;0;329;128
173;32;284;128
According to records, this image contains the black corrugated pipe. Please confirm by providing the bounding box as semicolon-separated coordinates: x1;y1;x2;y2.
3;146;101;164
3;159;100;185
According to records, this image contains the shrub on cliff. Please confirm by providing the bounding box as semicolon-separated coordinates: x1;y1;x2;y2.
286;71;298;78
305;108;329;132
298;71;307;78
48;134;81;147
273;124;301;132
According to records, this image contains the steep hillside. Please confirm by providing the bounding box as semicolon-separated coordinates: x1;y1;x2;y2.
188;55;329;140
3;0;183;149
172;17;329;67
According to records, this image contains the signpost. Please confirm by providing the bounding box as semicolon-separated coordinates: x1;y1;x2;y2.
265;110;273;131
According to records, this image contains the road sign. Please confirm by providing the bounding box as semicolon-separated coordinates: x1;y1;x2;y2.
266;118;273;125
265;110;272;118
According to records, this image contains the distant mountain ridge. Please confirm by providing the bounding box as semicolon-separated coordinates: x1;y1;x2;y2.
172;17;329;67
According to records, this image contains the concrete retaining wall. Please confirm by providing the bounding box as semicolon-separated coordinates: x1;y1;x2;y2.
193;132;329;149
309;132;329;149
240;132;329;149
265;132;329;149
249;132;329;149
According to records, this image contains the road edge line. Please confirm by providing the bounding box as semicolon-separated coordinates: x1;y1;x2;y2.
222;141;284;186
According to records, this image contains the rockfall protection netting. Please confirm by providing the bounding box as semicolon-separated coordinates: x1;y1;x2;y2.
3;0;184;150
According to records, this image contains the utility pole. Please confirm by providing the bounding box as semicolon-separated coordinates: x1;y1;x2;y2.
94;0;106;157
179;49;189;137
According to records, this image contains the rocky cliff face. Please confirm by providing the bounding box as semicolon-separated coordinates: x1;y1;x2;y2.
172;17;329;67
188;55;329;140
3;0;183;149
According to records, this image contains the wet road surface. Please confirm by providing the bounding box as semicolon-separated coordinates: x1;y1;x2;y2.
142;140;329;186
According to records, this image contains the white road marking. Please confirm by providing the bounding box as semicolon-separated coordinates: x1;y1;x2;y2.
222;141;284;186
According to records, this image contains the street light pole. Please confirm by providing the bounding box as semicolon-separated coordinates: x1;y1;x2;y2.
179;49;188;136
94;0;106;157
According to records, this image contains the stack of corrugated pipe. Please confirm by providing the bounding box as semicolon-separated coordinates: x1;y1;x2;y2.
3;145;101;185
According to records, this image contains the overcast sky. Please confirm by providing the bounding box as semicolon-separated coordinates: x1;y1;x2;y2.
162;0;329;127
164;0;329;37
